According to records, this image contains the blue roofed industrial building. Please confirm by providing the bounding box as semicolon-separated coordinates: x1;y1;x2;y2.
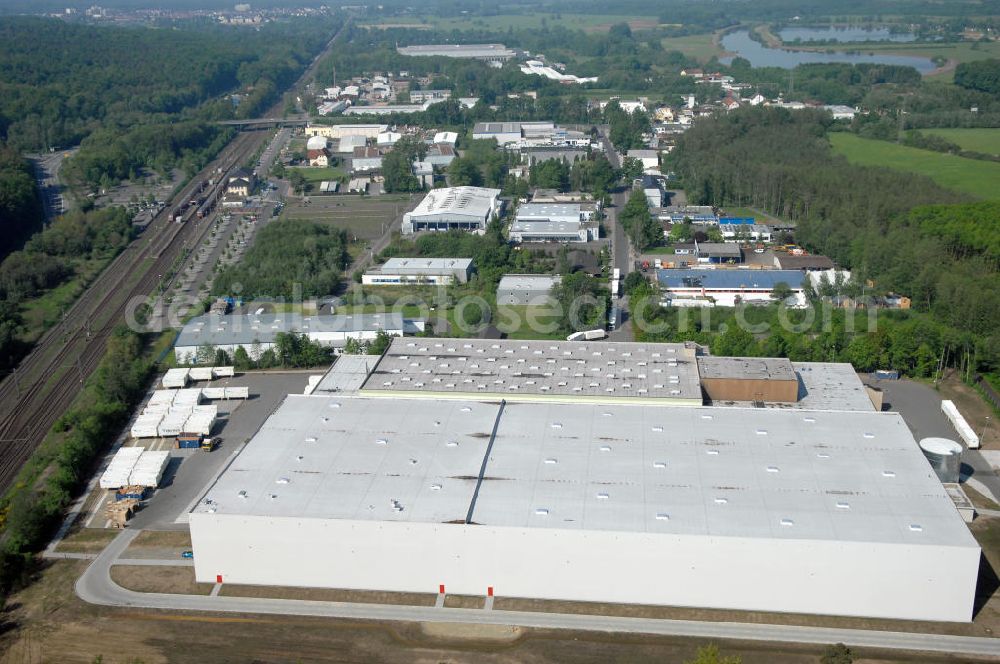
657;269;807;307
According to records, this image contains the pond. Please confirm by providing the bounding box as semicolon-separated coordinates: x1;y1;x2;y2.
720;30;937;73
777;26;917;43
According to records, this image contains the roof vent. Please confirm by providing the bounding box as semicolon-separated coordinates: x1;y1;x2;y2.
599;445;612;452
596;492;610;500
653;461;667;469
909;524;923;532
836;501;850;510
445;441;459;448
375;438;388;446
714;497;728;505
766;466;779;473
655;513;670;521
543;458;558;464
780;518;794;527
535;508;549;516
882;470;896;478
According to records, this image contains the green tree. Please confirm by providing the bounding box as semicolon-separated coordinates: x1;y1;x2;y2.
382;136;426;193
771;281;793;303
620;156;643;182
448;157;483;187
685;645;742;664
551;271;605;333
619;189;661;250
820;643;854;664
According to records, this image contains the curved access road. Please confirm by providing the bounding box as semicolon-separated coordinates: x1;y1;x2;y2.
77;531;1000;659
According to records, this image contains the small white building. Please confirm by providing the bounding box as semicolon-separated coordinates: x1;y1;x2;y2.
362;257;474;286
496;274;562;305
627;149;660;171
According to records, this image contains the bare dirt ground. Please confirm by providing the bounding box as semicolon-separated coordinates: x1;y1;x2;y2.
0;556;992;663
110;565;214;596
443;594;485;609
53;528;118;554
220;585;436;606
938;370;1000;449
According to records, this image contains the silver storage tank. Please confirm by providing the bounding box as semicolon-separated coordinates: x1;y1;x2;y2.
919;437;963;483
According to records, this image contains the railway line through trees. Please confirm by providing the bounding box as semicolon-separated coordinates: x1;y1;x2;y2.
0;20;351;494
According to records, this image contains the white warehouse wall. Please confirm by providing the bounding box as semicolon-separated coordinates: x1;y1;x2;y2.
190;514;980;622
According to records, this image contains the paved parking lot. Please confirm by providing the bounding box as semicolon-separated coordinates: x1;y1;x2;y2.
863;375;1000;503
95;370;317;531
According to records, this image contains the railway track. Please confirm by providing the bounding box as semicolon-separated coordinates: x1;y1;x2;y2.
0;19;349;495
0;132;260;492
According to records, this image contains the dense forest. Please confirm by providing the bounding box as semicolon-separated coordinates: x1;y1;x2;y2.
212;220;350;300
666;107;998;373
0;207;134;371
0;16;338;189
0;147;42;259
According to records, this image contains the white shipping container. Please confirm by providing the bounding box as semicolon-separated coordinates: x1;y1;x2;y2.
173;388;203;404
99;447;144;488
129;451;170;487
148;390;176;406
193;404;218;417
941;400;980;449
131;414;163;438
183;414;215;436
142;402;172;415
189;367;215;381
158;412;190;437
212;366;235;378
201;387;226;400
223;386;249;399
162;368;190;389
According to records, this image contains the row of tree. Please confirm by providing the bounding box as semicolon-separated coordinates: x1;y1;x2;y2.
0;146;42;260
212;219;350;300
0;327;152;602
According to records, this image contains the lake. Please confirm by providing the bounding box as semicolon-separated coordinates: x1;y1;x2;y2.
777;26;917;43
720;30;937;73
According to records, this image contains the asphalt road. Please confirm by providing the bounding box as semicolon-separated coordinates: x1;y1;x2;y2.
599;134;632;277
77;529;1000;658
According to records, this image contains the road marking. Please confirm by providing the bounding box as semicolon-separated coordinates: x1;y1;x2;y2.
434;593;445;608
484;596;494;611
211;583;223;597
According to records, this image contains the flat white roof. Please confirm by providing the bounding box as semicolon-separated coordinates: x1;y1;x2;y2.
196;394;977;549
377;257;473;273
312;355;377;394
708;362;876;413
497;274;562;291
516;203;581;220
361;337;702;404
408;187;500;219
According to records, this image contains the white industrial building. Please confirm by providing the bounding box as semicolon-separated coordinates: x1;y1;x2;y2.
362;257;474;286
496;274;562;306
510;203;598;243
396;43;516;65
657;269;807;307
174;313;422;362
305;124;387;140
190;337;981;622
402;186;502;234
519;60;598;84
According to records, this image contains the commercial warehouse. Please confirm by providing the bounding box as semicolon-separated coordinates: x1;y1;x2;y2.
396;43;516;65
362;257;474;286
190;369;980;622
174;313;422;362
402;186;502;234
658;269;807;307
496;274;562;306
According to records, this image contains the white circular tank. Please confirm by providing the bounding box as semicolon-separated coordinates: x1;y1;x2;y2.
919;437;963;483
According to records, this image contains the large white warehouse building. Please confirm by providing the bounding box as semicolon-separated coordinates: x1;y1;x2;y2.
402;186;502;235
189;338;980;622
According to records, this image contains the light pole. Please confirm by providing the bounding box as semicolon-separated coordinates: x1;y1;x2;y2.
982;416;992;444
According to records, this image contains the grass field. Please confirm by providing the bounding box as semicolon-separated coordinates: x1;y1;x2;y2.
288;165;347;184
920;128;1000;157
496;304;568;340
829;132;1000;199
824;40;1000;80
661;33;724;61
281;194;416;240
